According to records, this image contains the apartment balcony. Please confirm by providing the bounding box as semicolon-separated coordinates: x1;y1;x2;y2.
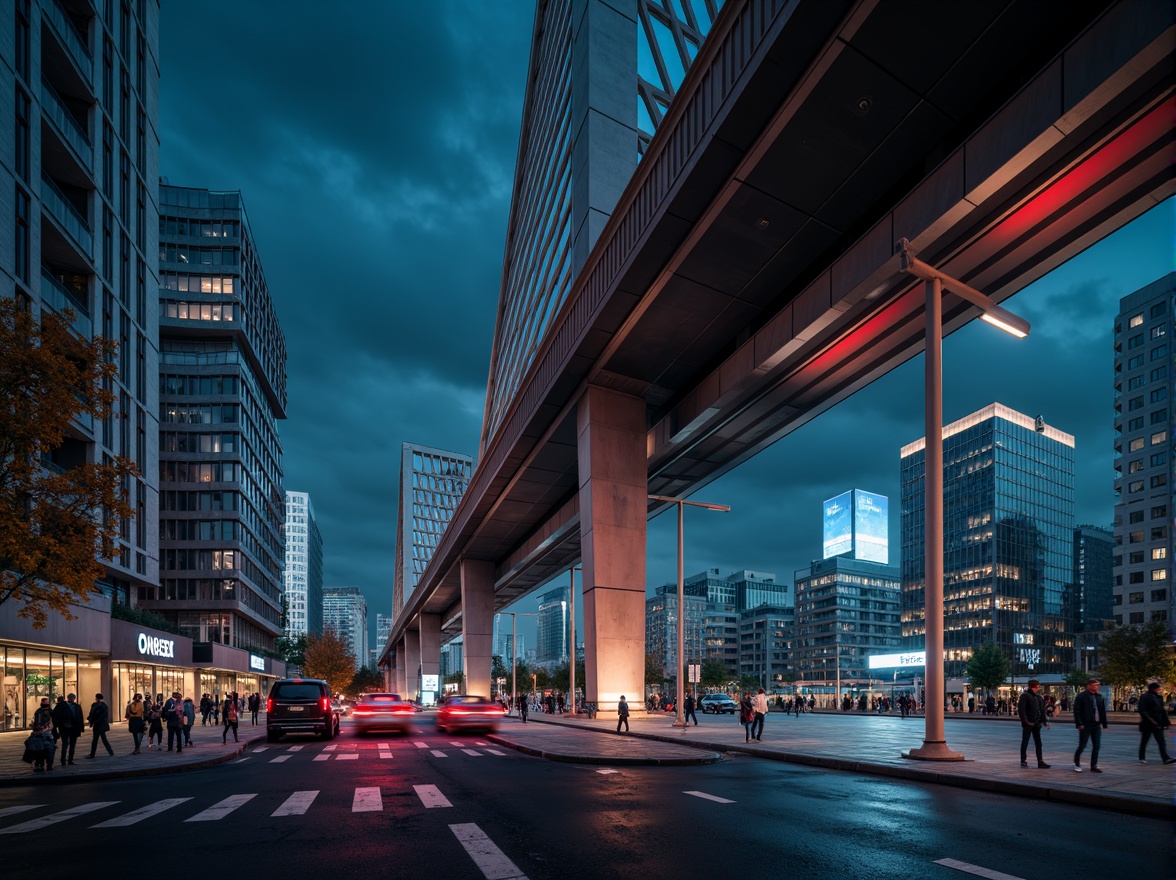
40;173;92;258
41;78;92;170
42;0;93;89
40;266;92;338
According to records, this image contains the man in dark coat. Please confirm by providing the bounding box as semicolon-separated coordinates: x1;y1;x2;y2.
86;693;114;758
1137;680;1175;765
1017;679;1050;768
1072;677;1107;772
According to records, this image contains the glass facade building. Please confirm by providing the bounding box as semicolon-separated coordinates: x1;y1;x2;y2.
393;442;474;617
323;586;367;671
283;490;323;639
1112;273;1174;635
152;184;287;654
535;585;569;667
900;403;1076;680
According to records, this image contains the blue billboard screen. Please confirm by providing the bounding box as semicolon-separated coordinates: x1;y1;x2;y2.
854;490;889;564
822;491;853;559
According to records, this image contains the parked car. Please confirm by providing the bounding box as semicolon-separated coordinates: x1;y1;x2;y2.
266;678;340;742
352;692;415;735
699;693;737;714
435;694;505;733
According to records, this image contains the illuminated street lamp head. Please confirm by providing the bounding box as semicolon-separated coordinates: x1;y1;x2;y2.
980;308;1029;338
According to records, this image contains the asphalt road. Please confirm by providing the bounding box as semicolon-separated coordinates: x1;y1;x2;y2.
1;716;1168;879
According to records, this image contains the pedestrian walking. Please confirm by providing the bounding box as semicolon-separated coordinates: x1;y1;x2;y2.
683;690;698;726
1017;679;1050;768
249;692;260;725
125;692;146;754
199;694;212;726
22;720;55;773
222;692;240;742
1072;677;1107;772
616;695;630;733
1137;680;1176;765
163;691;185;753
739;692;754;742
183;697;196;746
518;693;529;723
86;693;114;758
146;694;163;749
751;688;769;741
55;693;84;764
31;698;56;771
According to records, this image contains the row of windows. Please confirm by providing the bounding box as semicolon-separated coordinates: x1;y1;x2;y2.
163;404;238;425
160;273;236;295
159;245;238;266
161;519;240;541
160;431;238;454
160;461;242;483
1122;589;1168;603
1126;431;1167;451
160;490;239;512
160;217;240;239
162;549;238;571
161;300;238;323
161;375;240;396
1125;474;1167;493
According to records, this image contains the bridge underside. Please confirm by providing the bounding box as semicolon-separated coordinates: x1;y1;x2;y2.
389;1;1175;699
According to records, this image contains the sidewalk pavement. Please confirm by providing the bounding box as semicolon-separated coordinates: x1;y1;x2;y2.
3;708;1171;820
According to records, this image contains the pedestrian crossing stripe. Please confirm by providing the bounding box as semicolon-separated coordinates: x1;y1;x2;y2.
0;802;119;835
92;798;192;828
185;794;256;822
272;790;319;817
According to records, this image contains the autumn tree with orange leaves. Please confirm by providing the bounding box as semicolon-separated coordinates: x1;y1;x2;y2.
0;297;138;627
302;630;358;695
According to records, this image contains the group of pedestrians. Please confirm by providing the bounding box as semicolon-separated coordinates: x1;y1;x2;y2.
22;692;117;771
738;689;769;741
1017;677;1174;771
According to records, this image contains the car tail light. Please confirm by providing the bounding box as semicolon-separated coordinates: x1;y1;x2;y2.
321;697;331;712
266;698;273;713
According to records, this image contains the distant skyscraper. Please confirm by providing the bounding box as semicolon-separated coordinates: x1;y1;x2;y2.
795;557;901;693
324;586;368;671
284;491;323;639
153;184;287;652
900;403;1075;679
376;613;393;649
823;490;890;564
1112;273;1175;636
1073;525;1114;635
739;605;795;692
535;586;569;667
492;614;524;663
393;443;473;616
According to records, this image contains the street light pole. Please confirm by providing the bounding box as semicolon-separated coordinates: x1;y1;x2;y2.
567;565;580;715
649;494;731;730
500;611;537;717
898;240;1029;762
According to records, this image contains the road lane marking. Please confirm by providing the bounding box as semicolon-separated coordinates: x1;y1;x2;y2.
450;822;528;879
352;787;383;812
431;750;448;758
475;741;489;746
596;769;618;775
461;749;483;756
324;744;337;752
253;747;269;753
337;753;359;760
92;798;192;827
269;755;291;763
684;791;734;804
287;745;304;751
232;757;250;763
379;751;393;759
414;741;429;748
379;742;390;749
449;741;465;748
414;784;452;808
272;791;319;817
0;802;118;834
313;754;329;761
485;749;507;756
0;805;44;820
934;859;1029;880
185;794;256;822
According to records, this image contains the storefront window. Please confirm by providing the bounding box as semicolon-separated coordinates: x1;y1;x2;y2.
24;649;54;725
2;648;21;731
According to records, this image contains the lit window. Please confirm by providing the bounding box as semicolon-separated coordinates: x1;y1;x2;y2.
1151;569;1167;581
1130;314;1144;328
1151;431;1167;445
1152;547;1167;560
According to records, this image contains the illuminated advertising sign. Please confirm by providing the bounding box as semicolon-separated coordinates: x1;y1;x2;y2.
137;632;175;659
249;654;265;671
868;651;926;669
822;491;853;559
422;675;439;692
854;490;889;564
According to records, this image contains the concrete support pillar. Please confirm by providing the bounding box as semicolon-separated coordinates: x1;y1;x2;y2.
461;559;496;697
419;613;442;705
577;385;646;715
404;629;421;702
394;641;407;696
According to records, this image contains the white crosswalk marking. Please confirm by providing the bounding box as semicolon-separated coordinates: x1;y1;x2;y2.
684;790;734;804
185;794;256;822
0;805;43;820
475;741;489;746
934;858;1029;880
450;823;528;879
414;741;428;748
352;787;383;812
413;784;452;808
287;745;304;752
92;798;192;828
337;753;359;760
485;749;507;757
379;742;391;749
596;769;618;775
379;751;393;759
272;791;319;817
431;750;448;758
461;749;482;757
313;754;330;761
269;754;291;763
253;747;269;753
232;757;250;764
324;744;337;751
0;802;119;834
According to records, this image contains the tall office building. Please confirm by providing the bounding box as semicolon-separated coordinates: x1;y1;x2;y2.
492;614;523;664
1;1;161;605
1112;273;1174;635
738;605;795;692
794;557;901;693
900;403;1076;680
283;490;322;639
392;442;473;617
323;586;367;671
152;184;286;653
534;585;569;667
1074;525;1114;634
376;613;392;649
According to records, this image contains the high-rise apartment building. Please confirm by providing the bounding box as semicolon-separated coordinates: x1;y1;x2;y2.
283;490;322;639
900;403;1076;679
738;604;795;692
1112;273;1174;635
2;0;162;606
534;585;569;667
152;184;287;653
794;556;901;693
324;586;367;670
393;442;473;617
376;613;392;649
1074;525;1114;634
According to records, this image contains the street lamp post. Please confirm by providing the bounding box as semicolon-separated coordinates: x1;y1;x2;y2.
500;611;537;717
898;240;1029;762
649;494;731;729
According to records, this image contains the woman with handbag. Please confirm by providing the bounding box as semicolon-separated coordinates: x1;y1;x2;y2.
126;693;146;754
739;692;755;743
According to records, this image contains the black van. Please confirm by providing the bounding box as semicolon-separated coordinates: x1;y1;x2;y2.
266;678;340;742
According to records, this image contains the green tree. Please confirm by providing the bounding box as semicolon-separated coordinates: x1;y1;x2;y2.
966;641;1010;694
533;666;550;692
275;634;307;668
349;665;384;695
737;674;760;693
1097;620;1176;691
1063;668;1091;690
301;630;356;694
645;652;665;690
548;659;585;694
0;299;138;628
700;657;729;688
490;654;509;687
